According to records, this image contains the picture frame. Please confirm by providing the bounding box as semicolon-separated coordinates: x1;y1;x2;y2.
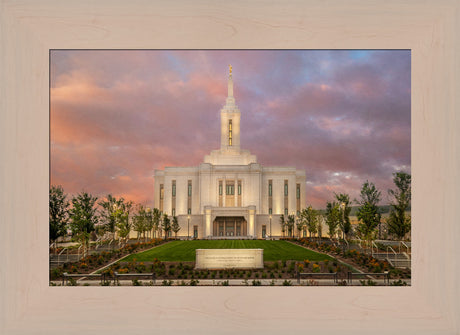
1;1;458;334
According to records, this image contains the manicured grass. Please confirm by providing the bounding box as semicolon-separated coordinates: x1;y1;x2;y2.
121;240;334;262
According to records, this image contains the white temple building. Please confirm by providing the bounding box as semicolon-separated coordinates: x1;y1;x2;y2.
154;66;306;239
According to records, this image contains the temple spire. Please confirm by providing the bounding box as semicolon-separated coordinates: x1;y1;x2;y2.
227;64;234;98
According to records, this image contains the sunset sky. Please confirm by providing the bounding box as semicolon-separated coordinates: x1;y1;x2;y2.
50;50;411;209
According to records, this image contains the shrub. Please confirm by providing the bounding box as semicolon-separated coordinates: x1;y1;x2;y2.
252;280;262;286
307;279;318;286
190;279;199;286
132;279;142;286
221;280;229;286
100;280;111;286
50;268;63;280
360;279;377;286
312;264;320;273
282;280;292;286
390;279;408;286
67;277;78;286
161;280;173;286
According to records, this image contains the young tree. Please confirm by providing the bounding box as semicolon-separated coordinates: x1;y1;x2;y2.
286;215;295;238
133;204;148;241
98;194;120;240
115;200;133;243
69;192;99;257
49;185;69;252
161;213;171;240
279;214;286;238
296;214;305;238
325;201;340;239
152;208;162;238
387;172;411;240
317;215;324;240
356;181;381;246
335;193;352;240
171;216;181;239
145;208;154;240
301;206;319;240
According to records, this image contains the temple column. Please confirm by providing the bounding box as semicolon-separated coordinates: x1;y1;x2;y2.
205;206;212;237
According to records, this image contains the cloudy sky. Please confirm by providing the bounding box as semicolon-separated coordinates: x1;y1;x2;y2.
50;50;410;209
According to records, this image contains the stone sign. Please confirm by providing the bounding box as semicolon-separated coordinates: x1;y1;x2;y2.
195;249;263;269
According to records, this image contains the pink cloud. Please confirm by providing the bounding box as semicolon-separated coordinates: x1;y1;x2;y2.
50;50;410;209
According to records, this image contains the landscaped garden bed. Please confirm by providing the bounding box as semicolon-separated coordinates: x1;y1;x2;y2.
292;238;411;280
49;238;168;280
50;238;410;286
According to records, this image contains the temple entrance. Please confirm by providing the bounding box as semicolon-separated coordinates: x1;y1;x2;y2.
213;216;247;237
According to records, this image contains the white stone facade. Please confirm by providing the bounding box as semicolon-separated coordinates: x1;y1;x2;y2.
154;67;306;238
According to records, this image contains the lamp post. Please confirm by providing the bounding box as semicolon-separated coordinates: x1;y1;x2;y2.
187;215;190;240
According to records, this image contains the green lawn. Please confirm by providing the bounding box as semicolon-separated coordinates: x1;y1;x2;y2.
121;240;334;262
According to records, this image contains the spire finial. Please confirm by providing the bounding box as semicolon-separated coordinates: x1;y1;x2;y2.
229;64;232;75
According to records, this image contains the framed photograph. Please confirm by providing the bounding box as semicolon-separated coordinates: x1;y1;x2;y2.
1;1;458;334
49;49;411;288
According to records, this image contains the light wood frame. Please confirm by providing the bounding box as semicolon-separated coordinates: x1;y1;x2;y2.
1;1;459;334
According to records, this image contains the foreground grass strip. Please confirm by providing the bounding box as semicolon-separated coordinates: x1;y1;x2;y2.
121;240;334;262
